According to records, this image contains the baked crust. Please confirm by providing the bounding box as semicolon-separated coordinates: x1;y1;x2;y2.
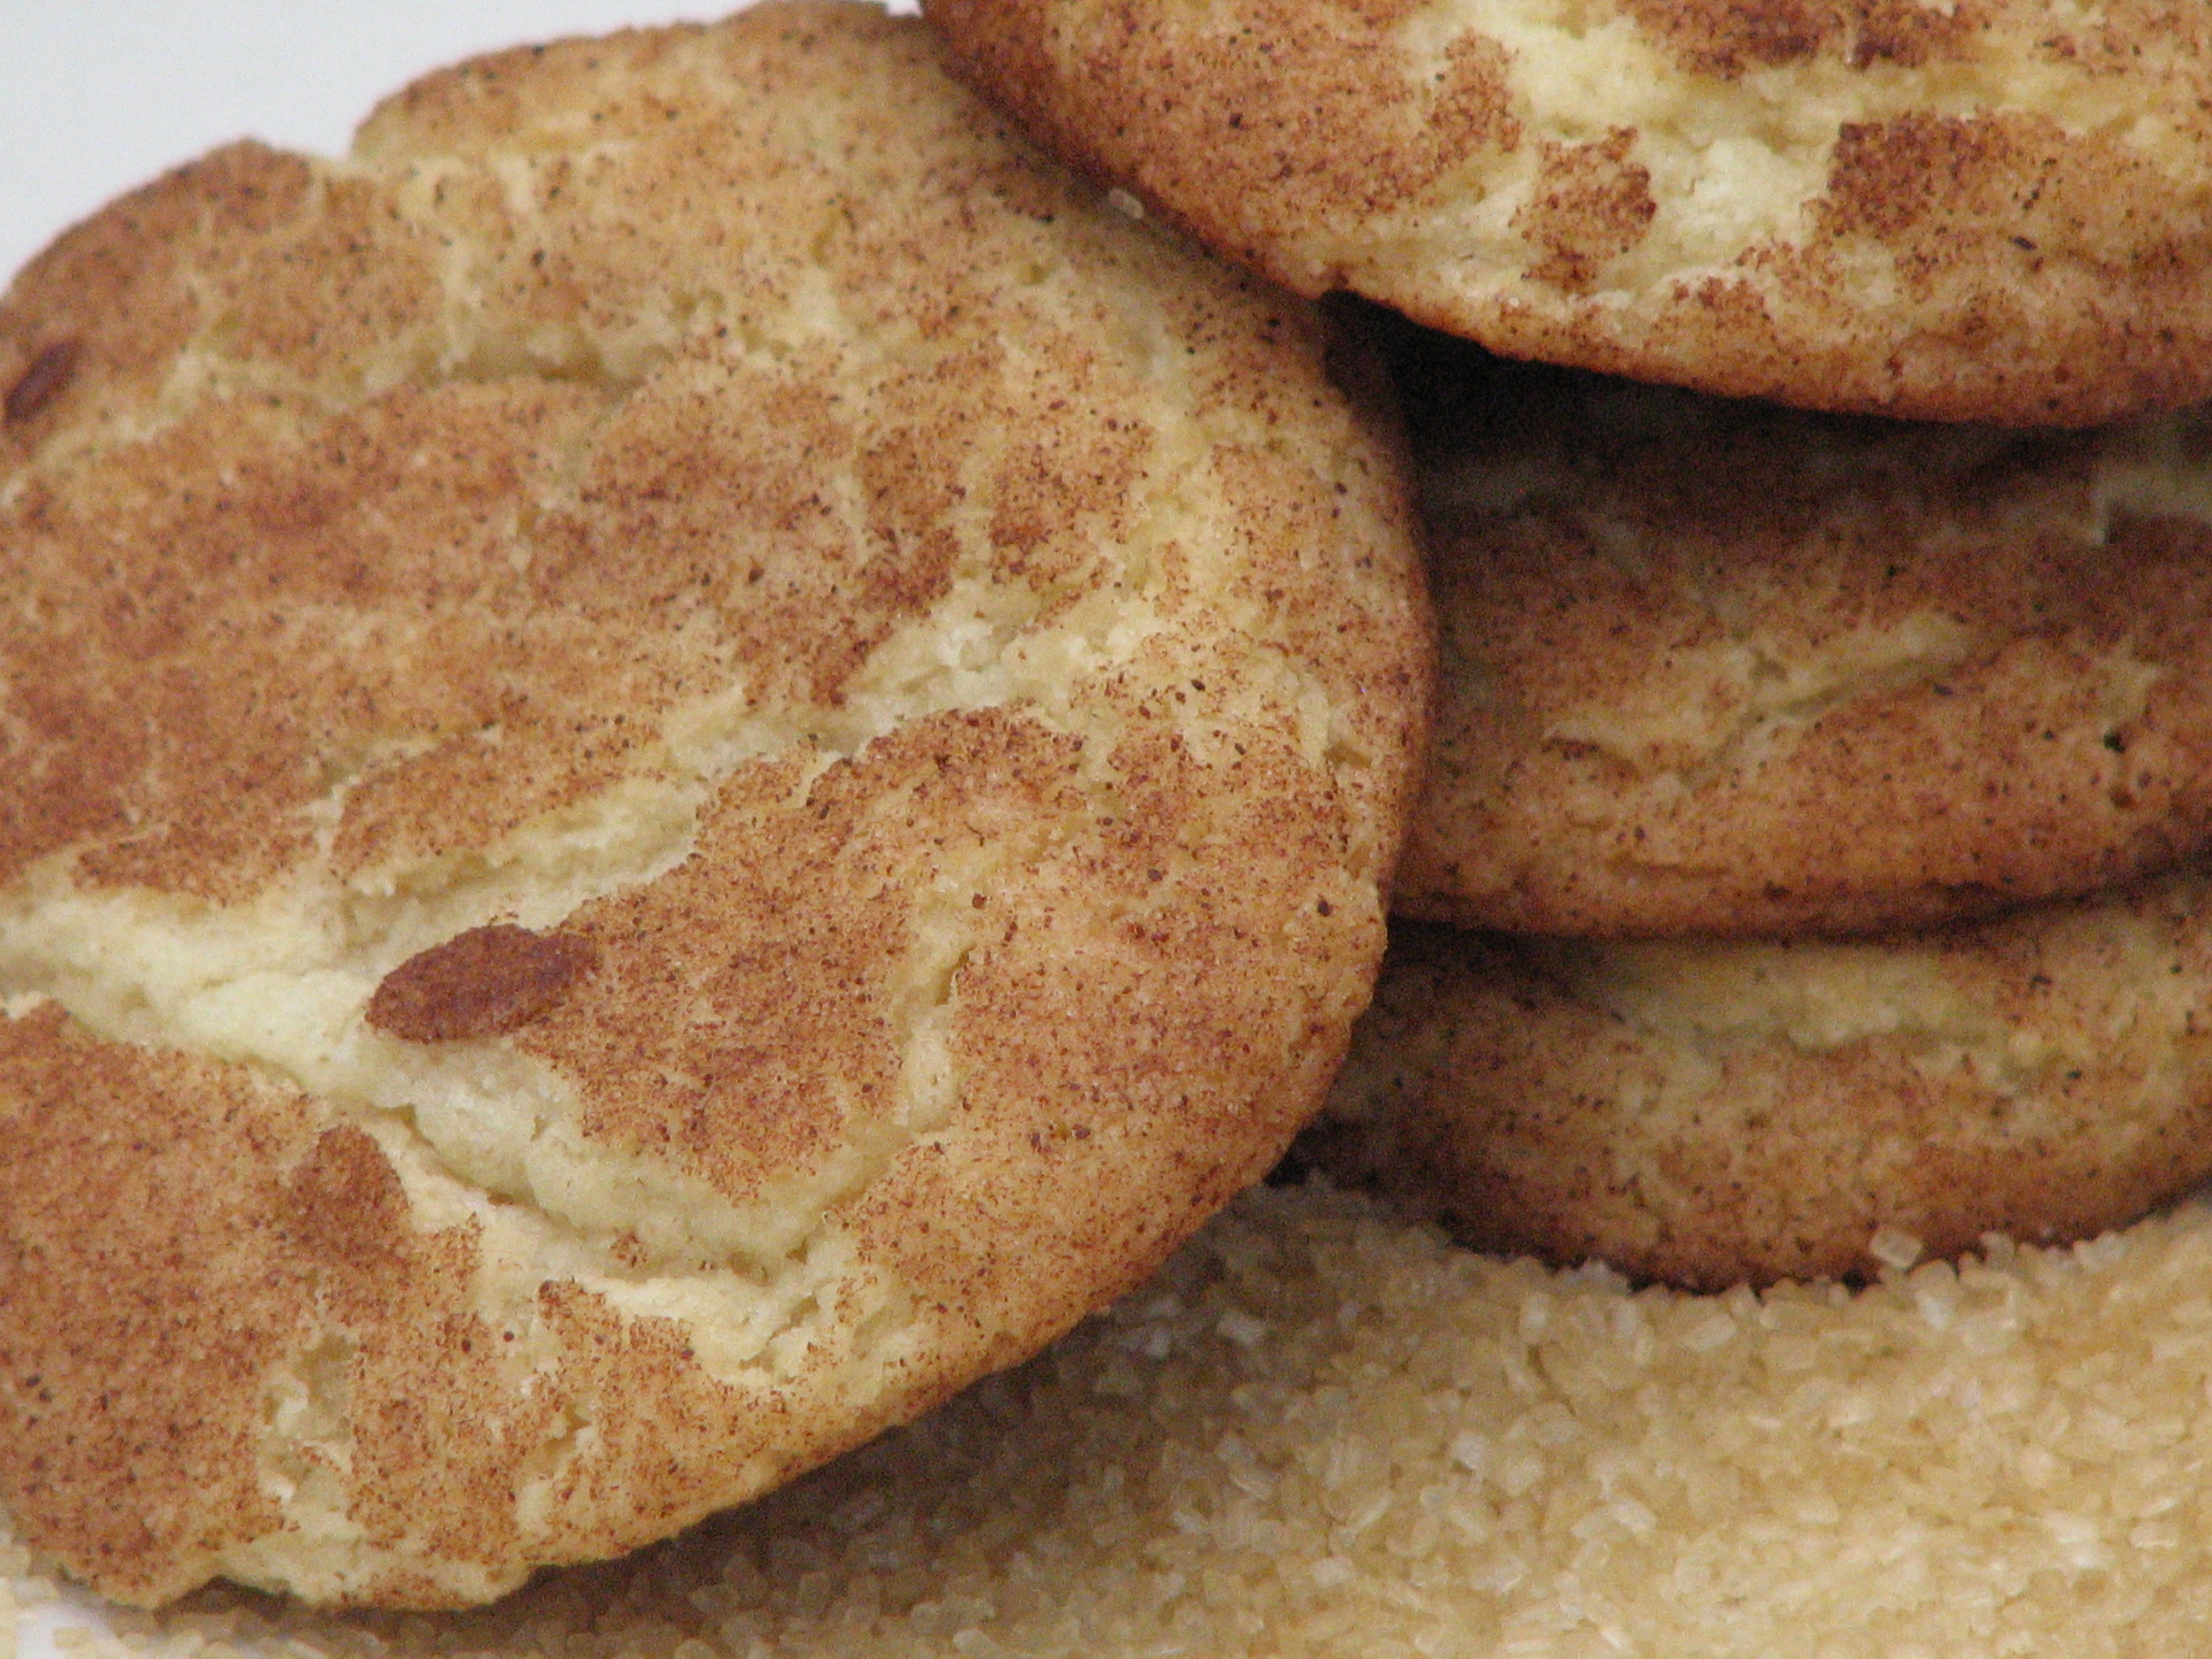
1387;340;2212;938
0;4;1430;1608
1309;880;2212;1288
926;0;2212;424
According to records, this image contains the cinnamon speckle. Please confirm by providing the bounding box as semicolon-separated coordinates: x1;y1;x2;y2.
366;924;598;1042
5;341;80;424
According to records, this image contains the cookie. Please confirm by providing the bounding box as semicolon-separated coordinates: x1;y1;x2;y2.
925;0;2212;425
1306;862;2212;1289
1387;340;2212;938
34;1181;2212;1655
0;3;1430;1610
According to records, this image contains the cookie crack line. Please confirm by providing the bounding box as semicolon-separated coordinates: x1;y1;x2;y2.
0;7;1435;1607
932;0;2212;422
0;528;1372;1372
0;599;1154;1233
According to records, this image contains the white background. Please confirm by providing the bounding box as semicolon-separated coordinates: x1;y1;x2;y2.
0;1;907;287
0;1;910;1650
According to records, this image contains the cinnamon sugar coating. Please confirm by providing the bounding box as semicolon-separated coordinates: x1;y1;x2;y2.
1313;873;2212;1287
1390;341;2212;938
926;0;2212;424
0;4;1429;1609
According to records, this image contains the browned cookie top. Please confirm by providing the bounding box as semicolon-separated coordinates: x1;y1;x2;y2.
926;0;2212;424
1390;342;2212;938
0;3;1430;1609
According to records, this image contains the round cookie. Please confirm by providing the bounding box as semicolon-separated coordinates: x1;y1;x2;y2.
925;0;2212;425
41;1181;2212;1656
1306;861;2212;1290
0;3;1430;1610
1388;339;2212;939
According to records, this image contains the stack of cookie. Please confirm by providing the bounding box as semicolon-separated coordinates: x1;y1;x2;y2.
1309;335;2212;1287
921;0;2212;1292
12;0;2212;1643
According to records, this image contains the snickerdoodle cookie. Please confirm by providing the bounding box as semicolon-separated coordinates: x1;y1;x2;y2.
927;0;2212;424
0;3;1429;1609
1309;868;2212;1289
1390;343;2212;938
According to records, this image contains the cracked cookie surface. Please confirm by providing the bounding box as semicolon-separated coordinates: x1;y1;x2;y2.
1309;872;2212;1289
0;2;1430;1610
1389;342;2212;939
925;0;2212;423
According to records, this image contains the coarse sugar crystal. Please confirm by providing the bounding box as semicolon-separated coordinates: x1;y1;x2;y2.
16;1181;2212;1655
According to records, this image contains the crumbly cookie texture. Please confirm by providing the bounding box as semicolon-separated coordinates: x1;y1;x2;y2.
926;0;2212;424
20;1181;2212;1657
1389;342;2212;938
1311;868;2212;1288
0;4;1430;1609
